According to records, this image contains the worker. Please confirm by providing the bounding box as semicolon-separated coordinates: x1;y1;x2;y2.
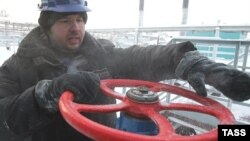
0;0;249;140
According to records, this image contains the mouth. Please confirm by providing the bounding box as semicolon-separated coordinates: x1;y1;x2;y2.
68;37;81;45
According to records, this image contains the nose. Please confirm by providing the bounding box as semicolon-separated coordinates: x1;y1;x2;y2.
70;20;81;31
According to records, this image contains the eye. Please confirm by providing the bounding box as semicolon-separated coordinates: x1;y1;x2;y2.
76;18;84;23
58;19;70;24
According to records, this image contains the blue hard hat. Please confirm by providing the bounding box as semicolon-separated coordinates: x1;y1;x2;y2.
38;0;91;12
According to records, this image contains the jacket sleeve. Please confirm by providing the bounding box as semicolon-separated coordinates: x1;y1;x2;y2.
0;56;52;140
106;41;197;81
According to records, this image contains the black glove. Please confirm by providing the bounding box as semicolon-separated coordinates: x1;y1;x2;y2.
176;51;250;102
35;71;100;113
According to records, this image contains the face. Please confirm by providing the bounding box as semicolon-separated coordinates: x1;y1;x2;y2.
49;14;85;50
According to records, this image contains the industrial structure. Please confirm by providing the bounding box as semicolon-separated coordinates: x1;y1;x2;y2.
0;10;37;50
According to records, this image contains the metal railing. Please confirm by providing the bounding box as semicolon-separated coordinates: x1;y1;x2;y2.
170;36;250;72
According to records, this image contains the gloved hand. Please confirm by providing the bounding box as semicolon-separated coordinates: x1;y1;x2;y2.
35;71;100;113
176;51;250;102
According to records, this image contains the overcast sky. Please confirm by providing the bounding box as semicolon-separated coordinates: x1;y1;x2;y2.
0;0;250;29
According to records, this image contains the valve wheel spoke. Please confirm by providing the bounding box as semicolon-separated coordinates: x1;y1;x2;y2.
60;91;128;113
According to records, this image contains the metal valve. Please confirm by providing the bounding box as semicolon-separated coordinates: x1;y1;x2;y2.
126;86;159;103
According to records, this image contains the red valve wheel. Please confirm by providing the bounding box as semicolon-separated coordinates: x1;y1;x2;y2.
59;79;236;141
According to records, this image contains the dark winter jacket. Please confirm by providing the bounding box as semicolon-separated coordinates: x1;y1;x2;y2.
0;27;196;141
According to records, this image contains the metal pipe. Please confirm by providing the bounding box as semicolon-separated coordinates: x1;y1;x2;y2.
181;0;189;25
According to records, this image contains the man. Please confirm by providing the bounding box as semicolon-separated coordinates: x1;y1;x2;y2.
0;0;249;141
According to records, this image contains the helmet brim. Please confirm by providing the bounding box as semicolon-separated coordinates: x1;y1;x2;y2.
40;5;91;12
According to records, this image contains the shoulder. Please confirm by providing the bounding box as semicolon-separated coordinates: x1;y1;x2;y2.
97;39;115;48
97;38;116;52
0;54;20;81
1;53;34;74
